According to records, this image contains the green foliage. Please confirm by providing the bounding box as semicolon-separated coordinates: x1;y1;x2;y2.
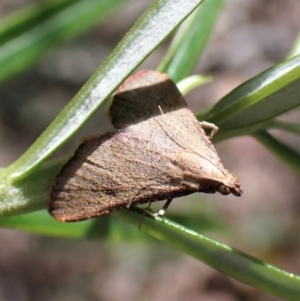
0;0;299;300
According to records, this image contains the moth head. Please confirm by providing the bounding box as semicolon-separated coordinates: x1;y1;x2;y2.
217;172;242;196
217;184;231;195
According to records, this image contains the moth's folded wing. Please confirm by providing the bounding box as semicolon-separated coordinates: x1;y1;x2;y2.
49;131;185;222
153;107;226;171
109;70;187;129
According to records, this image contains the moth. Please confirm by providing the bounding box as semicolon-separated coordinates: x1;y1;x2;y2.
49;70;242;222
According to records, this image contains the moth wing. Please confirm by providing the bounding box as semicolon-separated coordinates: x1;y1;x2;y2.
110;69;227;174
153;107;226;171
149;109;242;194
49;132;188;222
50;70;241;222
109;70;187;129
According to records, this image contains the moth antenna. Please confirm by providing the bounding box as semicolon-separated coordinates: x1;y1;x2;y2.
158;105;164;115
154;105;192;153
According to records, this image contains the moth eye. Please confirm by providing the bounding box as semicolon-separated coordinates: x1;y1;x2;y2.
230;172;239;182
218;185;231;195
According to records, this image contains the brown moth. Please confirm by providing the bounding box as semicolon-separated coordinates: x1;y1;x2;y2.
49;70;242;222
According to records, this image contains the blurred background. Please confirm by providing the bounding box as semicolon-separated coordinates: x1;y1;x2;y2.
0;0;299;300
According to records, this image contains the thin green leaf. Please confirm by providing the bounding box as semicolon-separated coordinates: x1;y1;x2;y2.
177;74;212;95
0;211;96;238
0;206;225;239
252;131;300;175
6;0;204;182
0;0;80;42
287;31;300;59
158;0;223;82
0;158;65;217
0;0;128;83
215;126;300;173
114;208;300;301
2;207;299;300
0;210;150;241
198;55;300;134
211;119;300;142
266;120;300;135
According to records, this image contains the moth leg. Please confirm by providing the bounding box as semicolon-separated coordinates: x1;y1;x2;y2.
143;202;156;216
199;121;219;139
126;189;143;209
157;198;173;216
138;202;153;230
143;199;173;217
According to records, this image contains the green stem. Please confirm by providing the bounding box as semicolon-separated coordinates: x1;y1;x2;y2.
115;208;300;301
253;131;300;175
